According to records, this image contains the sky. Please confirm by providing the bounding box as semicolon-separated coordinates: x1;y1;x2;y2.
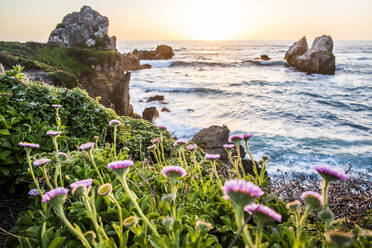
0;0;371;41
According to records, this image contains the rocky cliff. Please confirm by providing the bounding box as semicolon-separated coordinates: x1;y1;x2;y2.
0;6;136;117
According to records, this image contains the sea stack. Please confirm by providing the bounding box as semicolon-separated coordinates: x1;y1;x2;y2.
285;35;335;75
48;6;116;50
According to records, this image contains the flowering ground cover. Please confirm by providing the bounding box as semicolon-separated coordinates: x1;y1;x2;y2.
1;67;371;247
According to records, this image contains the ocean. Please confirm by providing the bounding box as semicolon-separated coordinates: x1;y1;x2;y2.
117;40;372;176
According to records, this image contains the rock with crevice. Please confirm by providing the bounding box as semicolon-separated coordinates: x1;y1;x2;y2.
285;35;335;75
48;6;116;50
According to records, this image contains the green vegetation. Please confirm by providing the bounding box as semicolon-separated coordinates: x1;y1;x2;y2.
0;41;121;88
1;67;370;248
0;67;170;190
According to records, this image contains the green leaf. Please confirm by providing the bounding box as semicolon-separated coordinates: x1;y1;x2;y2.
19;237;33;248
48;237;66;248
0;129;10;135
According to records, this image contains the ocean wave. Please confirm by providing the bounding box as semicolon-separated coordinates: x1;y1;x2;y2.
242;59;286;66
136;85;225;94
170;60;235;68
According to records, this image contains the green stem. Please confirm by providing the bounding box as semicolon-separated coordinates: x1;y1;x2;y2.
41;166;53;190
26;150;43;196
53;205;91;248
119;175;160;237
82;194;104;243
113;126;117;159
322;180;330;209
211;161;223;190
160;132;166;164
255;221;263;248
88;149;104;184
109;193;124;247
234;142;246;178
244;141;258;185
193;152;205;193
235;206;254;248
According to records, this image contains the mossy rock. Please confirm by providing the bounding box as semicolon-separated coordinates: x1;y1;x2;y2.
49;70;78;89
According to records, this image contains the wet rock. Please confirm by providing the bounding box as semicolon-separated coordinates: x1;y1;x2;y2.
142;107;159;122
131;45;174;60
285;35;335;75
161;107;170;112
48;6;116;50
241;160;266;179
121;53;151;71
187;109;194;112
255;55;271;60
138;99;144;103
192;125;236;163
147;95;164;102
284;36;308;64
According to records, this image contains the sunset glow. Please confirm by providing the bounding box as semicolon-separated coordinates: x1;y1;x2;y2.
0;0;371;41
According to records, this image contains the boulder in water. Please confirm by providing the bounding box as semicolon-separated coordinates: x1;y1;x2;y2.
48;6;116;50
147;95;164;102
285;35;335;75
142;107;159;122
131;45;174;60
192;125;244;163
255;55;271;61
121;53;151;71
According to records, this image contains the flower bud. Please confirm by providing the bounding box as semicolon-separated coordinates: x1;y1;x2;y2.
286;200;301;211
262;155;269;161
84;231;96;242
162;193;175;202
318;208;334;222
97;183;112;196
326;231;353;248
196;220;213;234
162;216;174;230
123;216;139;228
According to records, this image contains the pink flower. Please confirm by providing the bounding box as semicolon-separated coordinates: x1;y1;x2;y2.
228;135;243;143
19;142;39;149
244;204;282;222
162;166;187;178
33;158;51;167
78;142;95;150
42;187;68;203
314;165;348;181
108;160;134;170
109;119;121;127
205;154;220;160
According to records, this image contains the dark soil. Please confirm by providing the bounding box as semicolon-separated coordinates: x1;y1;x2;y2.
0;184;30;248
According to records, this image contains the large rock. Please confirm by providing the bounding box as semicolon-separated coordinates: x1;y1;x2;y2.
131;45;174;60
48;6;116;50
284;36;308;65
121;54;151;71
142;107;159;122
285;35;335;75
192;125;244;163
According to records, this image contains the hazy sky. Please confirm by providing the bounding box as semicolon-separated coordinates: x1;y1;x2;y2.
0;0;371;41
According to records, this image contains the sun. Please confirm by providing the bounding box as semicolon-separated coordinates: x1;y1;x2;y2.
184;0;240;40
